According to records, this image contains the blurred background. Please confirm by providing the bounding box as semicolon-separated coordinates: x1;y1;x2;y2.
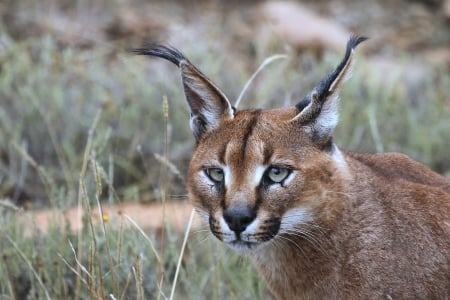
1;0;450;207
0;0;449;299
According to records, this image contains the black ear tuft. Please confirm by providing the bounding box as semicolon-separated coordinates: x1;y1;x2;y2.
313;35;368;103
132;45;188;67
347;35;368;51
133;44;234;141
291;35;367;142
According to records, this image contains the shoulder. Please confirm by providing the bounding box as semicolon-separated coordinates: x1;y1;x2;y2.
344;151;450;194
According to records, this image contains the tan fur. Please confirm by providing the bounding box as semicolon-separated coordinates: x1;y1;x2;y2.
136;38;450;299
188;110;450;299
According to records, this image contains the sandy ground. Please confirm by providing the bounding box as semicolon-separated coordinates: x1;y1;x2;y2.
16;201;202;236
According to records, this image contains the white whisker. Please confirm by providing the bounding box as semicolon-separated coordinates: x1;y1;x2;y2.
191;233;213;246
282;228;330;258
275;235;309;261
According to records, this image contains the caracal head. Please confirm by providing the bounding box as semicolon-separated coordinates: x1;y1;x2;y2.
134;36;367;253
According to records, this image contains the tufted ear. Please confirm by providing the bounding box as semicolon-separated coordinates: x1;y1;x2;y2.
291;35;367;143
133;45;234;141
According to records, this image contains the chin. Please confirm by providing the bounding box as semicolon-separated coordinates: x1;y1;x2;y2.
225;240;269;255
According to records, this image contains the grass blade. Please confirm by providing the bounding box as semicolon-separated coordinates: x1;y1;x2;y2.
5;235;51;300
234;54;287;109
169;208;196;300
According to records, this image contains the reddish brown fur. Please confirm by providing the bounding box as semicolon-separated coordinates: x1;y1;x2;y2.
188;110;450;299
137;38;450;299
187;108;450;299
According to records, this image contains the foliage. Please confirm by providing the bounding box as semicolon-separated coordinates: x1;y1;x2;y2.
0;2;449;298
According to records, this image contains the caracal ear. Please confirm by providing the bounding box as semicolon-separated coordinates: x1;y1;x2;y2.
133;45;234;140
291;35;367;143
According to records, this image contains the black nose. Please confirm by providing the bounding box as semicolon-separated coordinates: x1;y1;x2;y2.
223;206;256;235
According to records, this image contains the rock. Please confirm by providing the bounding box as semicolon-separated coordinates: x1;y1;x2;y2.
258;1;351;53
105;9;167;43
444;0;450;19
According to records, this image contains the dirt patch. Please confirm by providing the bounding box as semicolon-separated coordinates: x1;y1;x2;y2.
17;201;201;236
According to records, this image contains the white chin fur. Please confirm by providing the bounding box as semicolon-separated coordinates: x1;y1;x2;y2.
225;240;268;255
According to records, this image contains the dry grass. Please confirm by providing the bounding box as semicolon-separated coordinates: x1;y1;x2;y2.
0;0;449;299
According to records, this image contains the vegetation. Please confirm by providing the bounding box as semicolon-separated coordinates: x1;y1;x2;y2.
0;33;268;299
0;1;449;299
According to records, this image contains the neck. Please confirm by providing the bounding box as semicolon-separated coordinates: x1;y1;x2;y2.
247;149;358;299
249;231;339;299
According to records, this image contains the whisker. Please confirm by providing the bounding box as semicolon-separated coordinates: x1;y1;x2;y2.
191;228;211;234
281;216;330;237
282;229;330;258
192;234;213;246
275;235;309;261
193;208;210;223
194;235;213;246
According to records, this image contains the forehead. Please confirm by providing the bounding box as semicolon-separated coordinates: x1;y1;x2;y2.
239;107;298;123
231;107;298;134
206;107;297;141
195;107;305;163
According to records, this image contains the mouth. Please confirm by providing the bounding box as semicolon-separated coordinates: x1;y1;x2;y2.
206;213;281;253
227;240;264;253
207;214;281;253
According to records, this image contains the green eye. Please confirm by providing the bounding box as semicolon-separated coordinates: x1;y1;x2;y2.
205;168;224;183
266;167;290;183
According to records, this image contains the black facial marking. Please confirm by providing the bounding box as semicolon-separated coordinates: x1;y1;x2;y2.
263;145;274;166
218;145;228;165
261;218;281;241
216;181;226;210
240;110;261;162
209;216;224;241
241;129;253;161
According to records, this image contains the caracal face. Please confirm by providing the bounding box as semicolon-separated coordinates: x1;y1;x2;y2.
133;36;365;253
188;107;345;253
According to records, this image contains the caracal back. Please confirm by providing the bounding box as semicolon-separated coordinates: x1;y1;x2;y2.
135;36;450;299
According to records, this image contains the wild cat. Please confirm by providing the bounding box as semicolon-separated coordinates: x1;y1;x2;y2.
134;36;450;299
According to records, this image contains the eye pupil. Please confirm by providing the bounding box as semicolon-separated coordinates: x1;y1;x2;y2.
266;167;290;184
206;168;224;183
271;168;281;175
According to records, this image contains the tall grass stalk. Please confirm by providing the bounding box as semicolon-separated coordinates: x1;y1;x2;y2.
95;193;119;297
11;141;56;206
367;106;384;153
133;256;145;300
234;54;287;109
75;108;102;299
169;208;196;300
124;214;164;296
28;89;75;194
158;95;170;300
5;235;51;300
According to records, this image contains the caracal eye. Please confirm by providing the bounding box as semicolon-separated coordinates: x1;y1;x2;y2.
205;168;224;183
267;167;290;183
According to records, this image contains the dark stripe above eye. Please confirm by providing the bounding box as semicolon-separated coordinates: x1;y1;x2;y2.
240;110;261;162
241;128;253;161
263;145;274;166
218;144;227;165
